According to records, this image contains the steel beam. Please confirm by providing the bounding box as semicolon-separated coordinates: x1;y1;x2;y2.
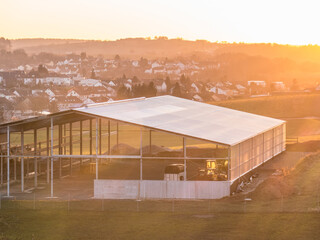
21;129;24;192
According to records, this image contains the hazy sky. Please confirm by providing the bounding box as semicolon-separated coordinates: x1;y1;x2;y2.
1;0;319;45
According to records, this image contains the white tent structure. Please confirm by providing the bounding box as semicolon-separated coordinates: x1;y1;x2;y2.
0;96;285;199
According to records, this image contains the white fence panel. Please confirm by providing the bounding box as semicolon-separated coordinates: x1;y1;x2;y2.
94;180;230;200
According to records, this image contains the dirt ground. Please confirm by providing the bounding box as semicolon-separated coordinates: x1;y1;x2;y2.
0;149;311;202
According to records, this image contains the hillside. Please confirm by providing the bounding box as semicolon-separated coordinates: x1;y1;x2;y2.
9;38;320;63
213;94;320;118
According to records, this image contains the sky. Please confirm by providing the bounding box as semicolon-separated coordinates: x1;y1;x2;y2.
1;0;320;45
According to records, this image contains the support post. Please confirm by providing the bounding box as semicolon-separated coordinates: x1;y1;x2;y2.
95;118;99;180
46;127;50;183
6;126;10;197
80;120;83;157
34;129;37;188
228;147;231;181
149;130;152;153
138;128;143;200
99;119;102;155
69;122;72;176
21;129;24;192
140;128;143;180
90;119;93;156
272;128;275;157
108;120;110;155
183;137;186;181
14;150;16;182
0;146;3;185
58;125;62;178
238;144;241;182
262;133;265;163
63;124;66;155
116;122;119;151
50;118;54;198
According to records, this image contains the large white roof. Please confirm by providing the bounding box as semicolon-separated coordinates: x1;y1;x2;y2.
75;95;284;146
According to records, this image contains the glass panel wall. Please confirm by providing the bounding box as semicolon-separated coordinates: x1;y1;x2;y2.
230;123;286;181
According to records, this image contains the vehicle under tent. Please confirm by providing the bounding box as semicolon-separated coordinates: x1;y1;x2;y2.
0;95;286;199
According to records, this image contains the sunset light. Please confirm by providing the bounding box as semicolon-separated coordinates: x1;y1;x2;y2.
1;0;320;239
1;0;320;45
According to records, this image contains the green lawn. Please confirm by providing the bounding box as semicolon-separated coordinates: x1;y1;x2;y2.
0;210;319;240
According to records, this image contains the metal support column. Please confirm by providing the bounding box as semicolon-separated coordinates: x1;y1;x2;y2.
262;133;265;163
0;146;3;185
183;137;186;181
69;122;72;175
46;127;50;183
50;117;54;198
95;118;99;180
34;129;37;188
99;119;102;155
138;128;143;200
6;126;10;197
116;122;119;150
238;144;241;182
21;129;24;192
227;147;231;181
89;119;93;156
14;150;16;182
80;121;83;163
63;124;66;155
149;130;152;153
108;120;110;154
58;125;62;178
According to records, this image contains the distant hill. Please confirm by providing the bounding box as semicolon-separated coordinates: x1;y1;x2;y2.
10;38;218;59
9;38;320;63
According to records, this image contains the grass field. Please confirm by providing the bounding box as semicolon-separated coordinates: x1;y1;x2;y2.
1;152;320;239
213;93;320;118
213;94;320;138
1;210;320;240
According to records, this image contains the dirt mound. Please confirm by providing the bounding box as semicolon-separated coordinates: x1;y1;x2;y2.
292;152;319;174
110;144;139;155
249;176;296;200
142;145;171;154
249;152;320;200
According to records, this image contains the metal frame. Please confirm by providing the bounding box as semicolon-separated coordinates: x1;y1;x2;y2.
0;108;285;198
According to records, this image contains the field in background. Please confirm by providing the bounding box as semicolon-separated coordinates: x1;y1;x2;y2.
213;94;320;139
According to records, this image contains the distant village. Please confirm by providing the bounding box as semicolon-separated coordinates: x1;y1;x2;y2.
0;52;318;123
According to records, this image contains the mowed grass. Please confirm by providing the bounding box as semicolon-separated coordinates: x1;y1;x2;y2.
1;152;320;239
212;94;320;138
213;93;320;118
0;210;320;240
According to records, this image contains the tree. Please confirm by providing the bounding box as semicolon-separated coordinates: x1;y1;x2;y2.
172;82;182;97
0;37;11;51
132;76;140;83
49;101;59;113
80;52;87;61
117;84;131;99
38;64;48;77
165;76;171;93
179;74;190;87
115;54;121;61
91;68;96;79
147;81;157;97
139;57;148;68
